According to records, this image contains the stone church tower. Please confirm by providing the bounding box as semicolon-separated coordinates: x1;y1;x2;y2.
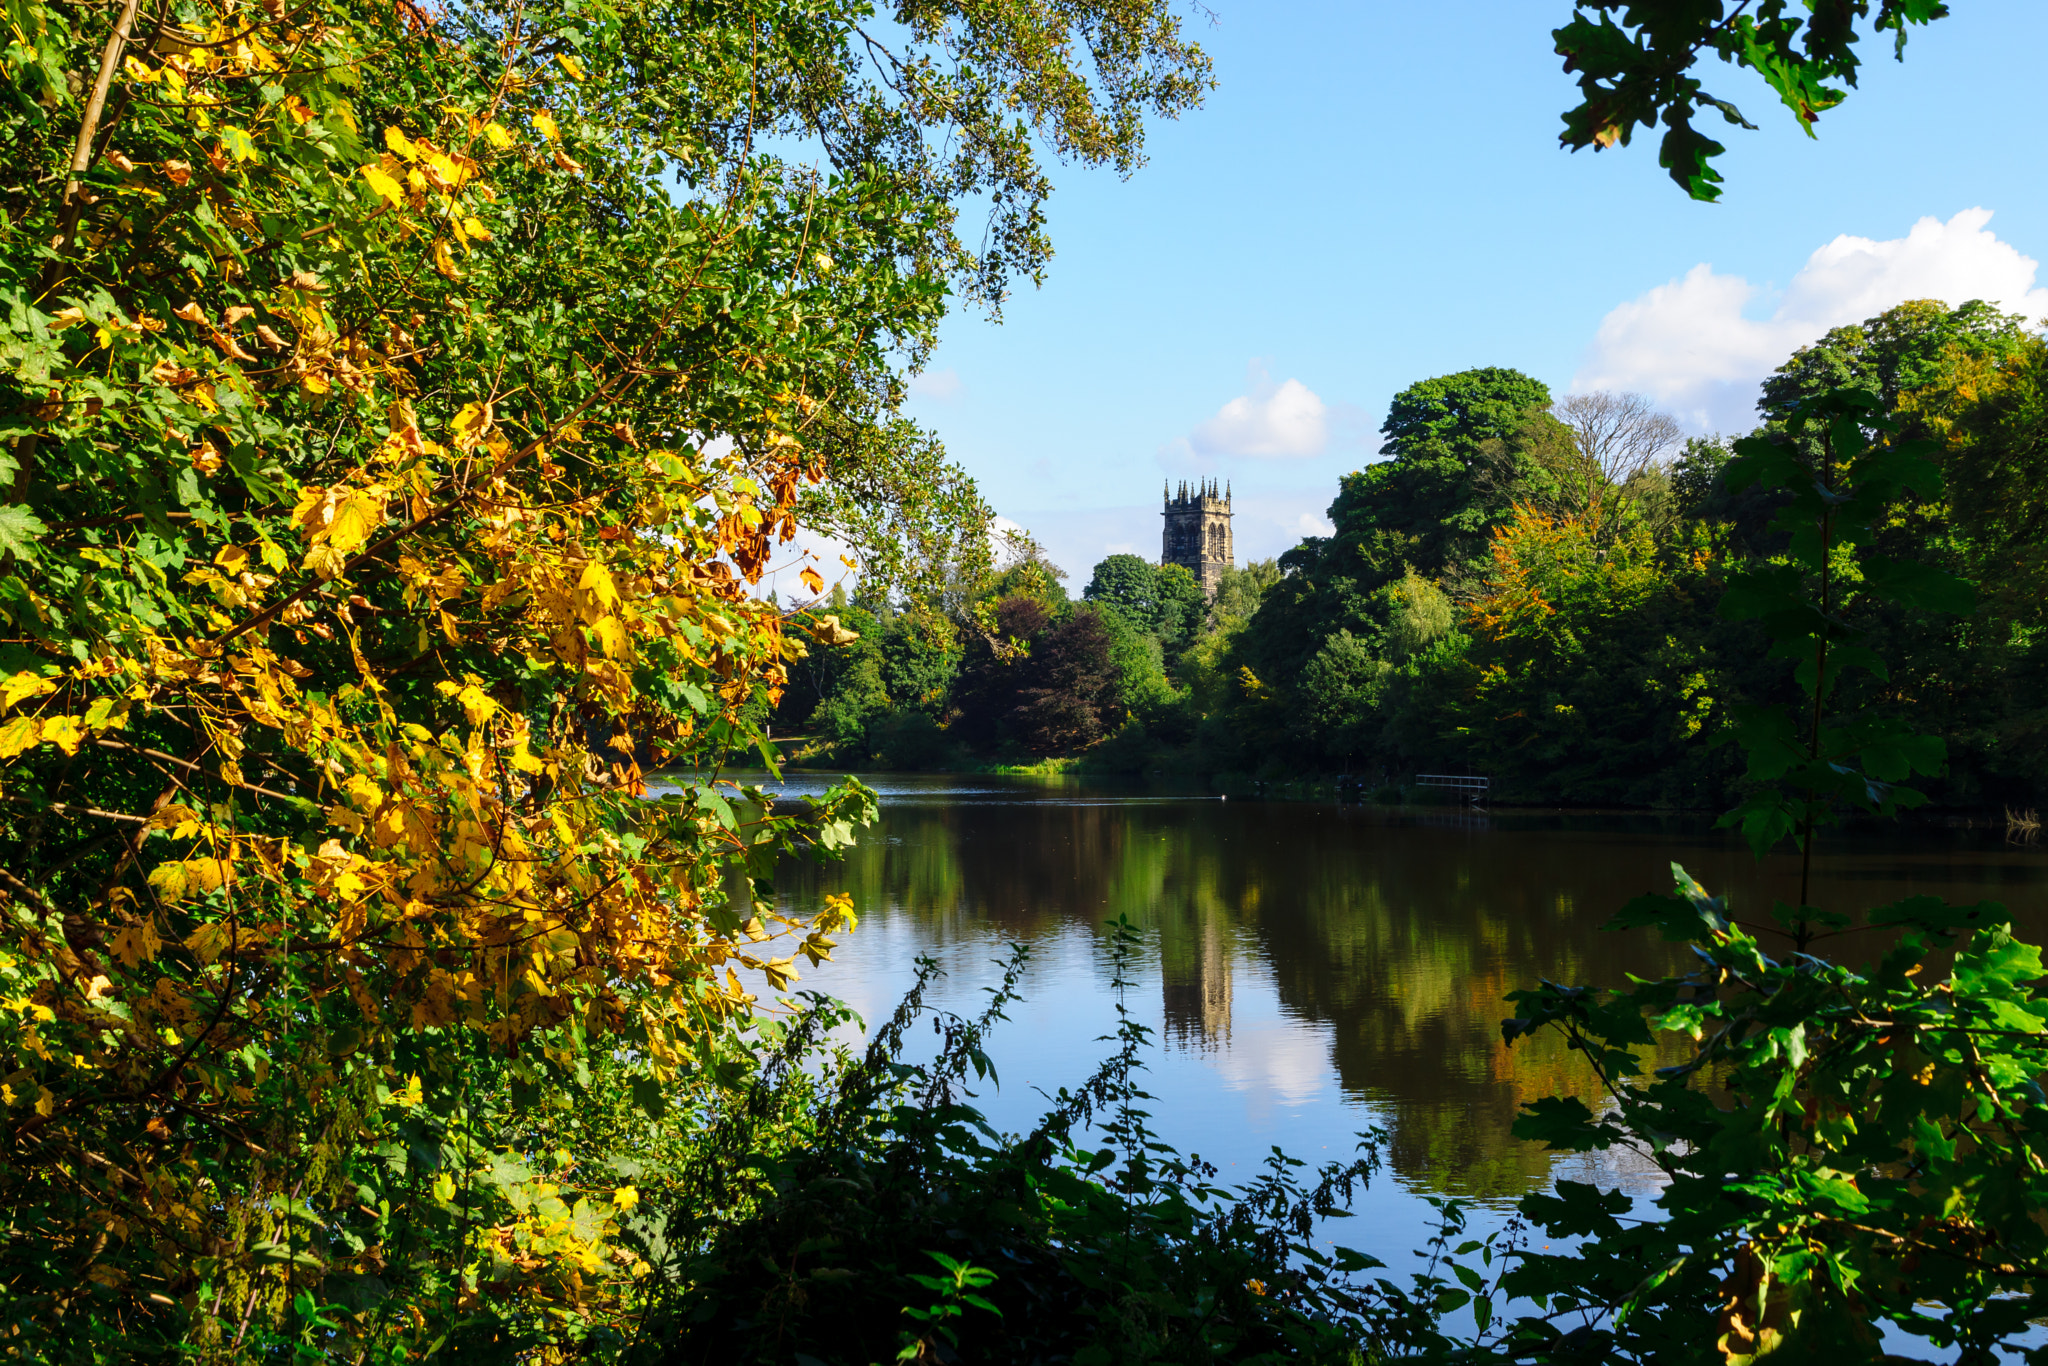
1162;479;1233;596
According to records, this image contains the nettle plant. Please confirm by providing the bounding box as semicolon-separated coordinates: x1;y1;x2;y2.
1483;392;2048;1364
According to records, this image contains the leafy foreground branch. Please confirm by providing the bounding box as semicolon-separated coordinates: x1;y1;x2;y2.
1485;390;2048;1365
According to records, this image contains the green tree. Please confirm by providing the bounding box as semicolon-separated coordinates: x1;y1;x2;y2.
1762;298;2034;424
1012;607;1123;755
1369;367;1558;578
1209;557;1280;629
1083;553;1161;619
1230;368;1551;765
1489;394;2042;1364
1083;553;1205;657
1383;569;1457;662
1153;562;1210;658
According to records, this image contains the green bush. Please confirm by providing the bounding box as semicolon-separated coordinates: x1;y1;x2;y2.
870;707;956;771
629;926;1478;1365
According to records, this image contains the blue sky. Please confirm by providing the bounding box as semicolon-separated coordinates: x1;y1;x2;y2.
876;0;2048;588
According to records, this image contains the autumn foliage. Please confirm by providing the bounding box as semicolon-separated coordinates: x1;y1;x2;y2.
0;0;1215;1350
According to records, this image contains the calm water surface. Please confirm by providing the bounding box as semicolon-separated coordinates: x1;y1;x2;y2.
740;772;2048;1267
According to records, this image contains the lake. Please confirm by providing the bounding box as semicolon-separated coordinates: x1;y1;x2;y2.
741;771;2048;1268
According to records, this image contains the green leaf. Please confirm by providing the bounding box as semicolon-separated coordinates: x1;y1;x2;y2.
1519;1179;1632;1238
1868;896;2006;938
629;1075;669;1120
0;505;47;563
1512;1097;1609;1153
1860;556;1975;615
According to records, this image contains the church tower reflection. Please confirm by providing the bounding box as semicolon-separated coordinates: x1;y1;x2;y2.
1161;915;1233;1047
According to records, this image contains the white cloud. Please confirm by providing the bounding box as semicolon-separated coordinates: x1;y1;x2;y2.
1575;208;2048;434
907;367;963;401
1189;361;1329;458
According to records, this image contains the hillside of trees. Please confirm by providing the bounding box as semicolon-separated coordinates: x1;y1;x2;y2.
780;297;2048;808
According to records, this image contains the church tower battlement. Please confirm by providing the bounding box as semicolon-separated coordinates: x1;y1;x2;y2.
1162;479;1233;597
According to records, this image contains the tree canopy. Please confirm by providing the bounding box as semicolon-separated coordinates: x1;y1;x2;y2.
0;0;1209;1351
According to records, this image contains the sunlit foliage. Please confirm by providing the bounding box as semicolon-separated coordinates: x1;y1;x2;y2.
0;0;1208;1353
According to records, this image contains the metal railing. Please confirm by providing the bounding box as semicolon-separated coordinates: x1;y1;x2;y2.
1415;773;1490;805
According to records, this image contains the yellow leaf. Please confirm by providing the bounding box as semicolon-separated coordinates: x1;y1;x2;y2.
432;1170;455;1202
0;716;36;759
397;1072;423;1107
35;1088;53;1117
482;121;513;150
611;1186;638;1211
359;162;405;207
146;862;190;902
384;126;418;160
48;306;89;330
590;615;629;658
576;562;619;620
327;494;385;554
437;678;497;725
799;566;824;595
819;891;859;934
534;110;560;143
303;544;347;580
148;858;230;905
111;919;164;969
557;53;586;80
149;803;201;833
184;922;232;965
40;715;82;755
0;671;54;713
433;239;463;280
450;402;492;454
461;216;492;242
809;615;859;647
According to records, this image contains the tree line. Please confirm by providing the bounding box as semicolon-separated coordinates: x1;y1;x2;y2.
785;297;2048;808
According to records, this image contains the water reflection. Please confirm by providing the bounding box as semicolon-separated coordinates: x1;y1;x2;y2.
763;774;2048;1202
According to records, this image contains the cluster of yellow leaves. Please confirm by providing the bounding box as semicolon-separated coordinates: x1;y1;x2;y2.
0;387;844;1326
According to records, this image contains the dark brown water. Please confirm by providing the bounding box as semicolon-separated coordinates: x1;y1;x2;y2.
744;773;2048;1255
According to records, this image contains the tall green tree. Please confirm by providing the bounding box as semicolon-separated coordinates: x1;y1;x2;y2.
1083;553;1205;659
1230;368;1552;762
1363;367;1558;581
